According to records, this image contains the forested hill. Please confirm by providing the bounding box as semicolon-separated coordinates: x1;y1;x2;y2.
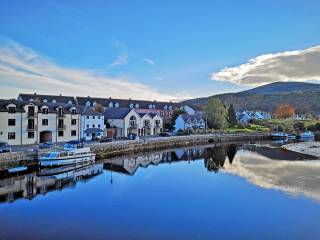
182;82;320;114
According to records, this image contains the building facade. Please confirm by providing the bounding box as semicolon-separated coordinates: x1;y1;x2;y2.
0;100;81;145
80;106;105;141
104;108;163;138
174;113;206;132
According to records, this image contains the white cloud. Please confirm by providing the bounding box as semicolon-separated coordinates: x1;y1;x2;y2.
0;40;178;101
109;52;128;68
144;58;155;66
211;45;320;86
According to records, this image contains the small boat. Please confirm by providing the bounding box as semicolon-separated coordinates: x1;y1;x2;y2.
299;131;315;140
39;141;95;167
287;134;297;140
8;166;28;173
271;132;288;140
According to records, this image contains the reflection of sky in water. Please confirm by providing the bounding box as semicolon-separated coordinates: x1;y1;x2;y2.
0;146;320;239
223;150;320;202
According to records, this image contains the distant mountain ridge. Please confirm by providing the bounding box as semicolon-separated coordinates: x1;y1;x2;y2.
182;82;320;114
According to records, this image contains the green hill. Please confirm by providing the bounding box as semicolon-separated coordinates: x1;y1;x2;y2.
182;82;320;114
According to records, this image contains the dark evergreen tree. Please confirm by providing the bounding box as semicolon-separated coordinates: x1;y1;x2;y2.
227;104;237;127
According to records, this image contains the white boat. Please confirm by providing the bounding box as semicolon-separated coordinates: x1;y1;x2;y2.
299;131;315;140
39;141;95;167
271;132;288;140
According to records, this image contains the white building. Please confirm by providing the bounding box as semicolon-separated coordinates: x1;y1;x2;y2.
104;108;163;138
174;113;206;132
0;99;81;145
80;106;105;141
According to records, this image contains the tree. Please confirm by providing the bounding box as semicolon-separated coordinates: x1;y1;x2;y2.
293;121;306;132
204;98;227;130
94;103;105;113
227;104;237;127
274;104;295;119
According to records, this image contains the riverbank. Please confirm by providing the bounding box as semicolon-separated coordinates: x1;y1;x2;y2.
282;141;320;158
0;132;270;170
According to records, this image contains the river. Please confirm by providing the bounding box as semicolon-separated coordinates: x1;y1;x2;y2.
0;141;320;240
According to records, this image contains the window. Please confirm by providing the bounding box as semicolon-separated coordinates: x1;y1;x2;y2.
58;131;64;137
8;119;16;126
71;109;76;114
98;124;101;128
42;119;48;125
28;106;35;117
71;119;77;125
86;124;89;128
98;116;100;119
8;106;16;113
71;130;77;136
42;108;48;114
93;116;95;119
58;107;64;117
28;132;34;139
92;124;95;128
8;132;15;140
86;116;89;119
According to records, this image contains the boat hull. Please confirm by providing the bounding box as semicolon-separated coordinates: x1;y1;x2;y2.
40;154;95;167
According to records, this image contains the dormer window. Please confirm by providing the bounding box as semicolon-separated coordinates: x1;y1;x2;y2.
153;104;156;109
8;105;16;114
115;102;119;108
58;107;64;117
52;99;56;103
43;99;48;103
71;108;77;114
164;105;168;110
135;104;139;109
29;98;34;102
93;101;97;106
168;106;173;110
109;102;113;108
42;107;49;114
129;103;134;109
67;100;72;105
148;104;152;109
85;101;91;107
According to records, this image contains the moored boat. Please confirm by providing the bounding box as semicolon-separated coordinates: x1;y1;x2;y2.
39;141;95;167
299;131;315;141
271;132;288;140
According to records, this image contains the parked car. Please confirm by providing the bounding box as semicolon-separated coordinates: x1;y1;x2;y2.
159;132;170;137
0;141;11;153
100;137;113;143
39;142;54;149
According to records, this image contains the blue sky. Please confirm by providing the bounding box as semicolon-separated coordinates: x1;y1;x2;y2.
1;0;320;100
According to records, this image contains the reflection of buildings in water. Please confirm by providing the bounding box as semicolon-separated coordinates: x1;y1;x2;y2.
223;150;320;202
104;145;237;176
0;164;103;203
104;147;207;176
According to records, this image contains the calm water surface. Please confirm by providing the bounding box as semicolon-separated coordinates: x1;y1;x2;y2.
1;142;320;240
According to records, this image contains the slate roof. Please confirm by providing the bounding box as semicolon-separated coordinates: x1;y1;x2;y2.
180;113;205;122
0;99;25;112
80;106;104;116
76;96;181;110
18;93;76;105
104;108;133;119
0;99;79;114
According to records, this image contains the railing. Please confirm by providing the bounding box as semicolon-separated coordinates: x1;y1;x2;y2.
57;124;66;130
27;113;36;118
27;124;37;131
129;122;137;128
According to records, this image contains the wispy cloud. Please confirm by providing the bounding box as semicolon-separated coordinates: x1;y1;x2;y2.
109;52;128;68
211;45;320;86
144;58;155;66
0;39;178;101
